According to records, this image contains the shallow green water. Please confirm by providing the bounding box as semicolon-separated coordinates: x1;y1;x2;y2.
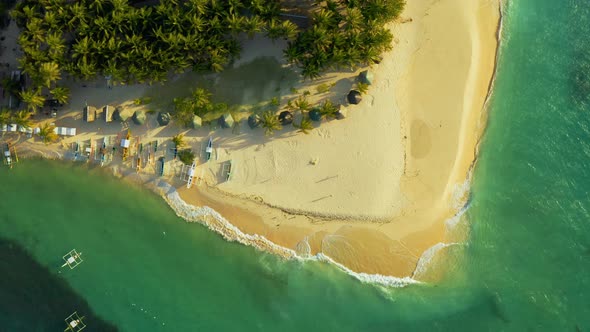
2;0;590;330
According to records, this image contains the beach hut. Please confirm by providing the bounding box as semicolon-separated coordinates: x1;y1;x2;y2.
83;106;96;122
218;113;234;129
358;70;374;85
279;111;293;125
132;110;146;125
191;115;202;128
103;105;115;122
247;114;261;129
347;90;362;105
157;112;170;126
309;108;322;122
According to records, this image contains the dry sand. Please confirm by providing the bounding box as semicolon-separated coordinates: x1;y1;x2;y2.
1;0;501;279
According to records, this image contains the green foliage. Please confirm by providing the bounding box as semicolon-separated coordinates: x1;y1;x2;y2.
260;110;281;136
12;110;32;129
316;83;331;94
38;122;58;144
50;86;70;105
19;89;45;113
285;0;404;79
177;149;196;165
13;0;289;89
269;96;280;106
294;116;314;135
172;134;185;148
357;82;369;94
319;99;338;119
293;97;311;112
0;108;11;125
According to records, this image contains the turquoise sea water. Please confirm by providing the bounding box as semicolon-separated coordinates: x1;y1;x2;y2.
2;0;590;330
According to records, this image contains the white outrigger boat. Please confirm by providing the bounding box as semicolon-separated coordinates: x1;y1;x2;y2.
61;249;83;269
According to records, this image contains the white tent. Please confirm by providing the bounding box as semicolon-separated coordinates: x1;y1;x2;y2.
54;127;77;136
121;139;130;148
34;127;40;135
8;124;17;132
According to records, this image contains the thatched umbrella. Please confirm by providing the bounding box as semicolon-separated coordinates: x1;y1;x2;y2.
83;106;96;122
347;90;362;105
218;113;234;129
279;111;293;125
191;115;202;128
309;108;322;122
247;114;261;129
157;112;171;126
132;110;146;125
113;107;132;122
359;70;374;85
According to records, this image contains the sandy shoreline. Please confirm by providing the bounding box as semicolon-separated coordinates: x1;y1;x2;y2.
1;0;502;281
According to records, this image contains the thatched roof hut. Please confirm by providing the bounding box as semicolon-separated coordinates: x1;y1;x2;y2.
113;107;133;122
84;106;97;122
279;111;293;125
157;112;171;126
359;70;374;85
103;105;116;122
309;108;322;122
347;90;362;105
132;110;146;125
248;114;261;129
218;113;234;129
191;115;202;128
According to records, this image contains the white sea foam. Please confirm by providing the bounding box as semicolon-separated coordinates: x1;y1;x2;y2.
314;253;420;287
412;242;460;279
154;180;418;287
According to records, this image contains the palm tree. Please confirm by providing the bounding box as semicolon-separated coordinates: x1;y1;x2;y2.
294;97;311;112
319;99;338;119
261;110;281;136
172;134;185;148
19;89;45;113
280;21;299;40
50;86;70;105
12;110;33;129
45;32;66;61
0;108;11;126
38;62;61;88
294;116;314;134
38;122;58;144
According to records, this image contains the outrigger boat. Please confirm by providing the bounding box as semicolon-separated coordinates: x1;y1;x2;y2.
64;312;86;331
205;137;213;161
61;249;83;269
186;162;196;188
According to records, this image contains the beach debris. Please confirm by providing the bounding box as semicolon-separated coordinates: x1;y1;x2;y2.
309;157;319;165
309;108;322;122
247;114;261;129
132;110;146;125
83;106;97;122
61;249;83;269
347;90;362;105
191;115;202;128
358;70;374;85
157;112;171;126
218;113;234;129
64;311;86;331
279;110;294;125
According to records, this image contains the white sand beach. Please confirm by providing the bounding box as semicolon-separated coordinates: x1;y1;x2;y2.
1;0;501;278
